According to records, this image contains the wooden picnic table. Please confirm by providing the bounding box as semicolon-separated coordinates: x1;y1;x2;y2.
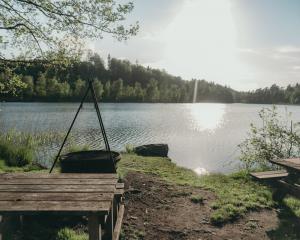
251;158;300;200
0;173;124;240
269;158;300;199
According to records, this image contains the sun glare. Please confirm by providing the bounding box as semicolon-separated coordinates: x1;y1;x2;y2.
159;0;246;87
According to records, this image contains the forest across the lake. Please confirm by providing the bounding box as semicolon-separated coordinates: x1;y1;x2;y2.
1;53;300;104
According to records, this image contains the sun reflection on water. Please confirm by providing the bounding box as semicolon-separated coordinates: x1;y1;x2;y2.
187;103;226;132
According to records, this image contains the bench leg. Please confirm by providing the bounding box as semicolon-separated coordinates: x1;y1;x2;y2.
113;204;125;240
106;203;114;239
113;197;118;229
0;215;8;240
88;214;102;240
0;215;2;240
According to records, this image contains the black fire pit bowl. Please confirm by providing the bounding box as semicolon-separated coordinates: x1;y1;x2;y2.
60;150;121;173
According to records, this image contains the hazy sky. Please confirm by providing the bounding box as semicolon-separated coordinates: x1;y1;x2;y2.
91;0;300;91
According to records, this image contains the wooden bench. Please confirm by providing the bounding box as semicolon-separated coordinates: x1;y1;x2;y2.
250;170;288;181
0;173;125;240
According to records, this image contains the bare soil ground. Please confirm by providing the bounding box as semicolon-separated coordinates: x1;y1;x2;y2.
121;171;299;240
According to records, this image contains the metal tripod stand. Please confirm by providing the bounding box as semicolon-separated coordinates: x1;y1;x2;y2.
49;80;113;173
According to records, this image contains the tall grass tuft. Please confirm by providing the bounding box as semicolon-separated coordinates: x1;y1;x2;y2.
0;129;65;167
0;130;35;166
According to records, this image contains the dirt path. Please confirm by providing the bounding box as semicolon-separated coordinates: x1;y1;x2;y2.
121;171;295;240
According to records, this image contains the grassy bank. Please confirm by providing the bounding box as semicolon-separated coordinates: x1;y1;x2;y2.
1;153;300;239
119;154;276;224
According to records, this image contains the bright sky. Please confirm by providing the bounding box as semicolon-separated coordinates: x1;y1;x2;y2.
91;0;300;91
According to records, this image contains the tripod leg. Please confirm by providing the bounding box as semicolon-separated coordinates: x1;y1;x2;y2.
49;84;91;173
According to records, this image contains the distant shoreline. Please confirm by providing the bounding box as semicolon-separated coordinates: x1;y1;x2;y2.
1;101;299;106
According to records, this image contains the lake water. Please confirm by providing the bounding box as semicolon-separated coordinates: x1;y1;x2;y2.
1;102;300;173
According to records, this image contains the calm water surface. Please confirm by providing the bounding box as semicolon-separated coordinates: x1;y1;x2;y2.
1;102;300;173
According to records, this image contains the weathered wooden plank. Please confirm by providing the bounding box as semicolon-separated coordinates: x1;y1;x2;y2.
0;185;115;193
0;201;111;214
0;178;118;185
88;214;102;240
0;173;118;179
0;192;114;201
250;170;288;180
116;183;124;189
112;204;125;240
251;170;288;176
270;158;300;172
115;183;124;197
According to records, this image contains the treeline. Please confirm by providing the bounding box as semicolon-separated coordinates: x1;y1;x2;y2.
238;84;300;104
0;53;235;103
0;53;300;104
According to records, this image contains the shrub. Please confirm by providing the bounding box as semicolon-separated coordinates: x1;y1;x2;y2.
238;106;300;170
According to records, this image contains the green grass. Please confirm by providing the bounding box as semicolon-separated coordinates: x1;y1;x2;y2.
118;154;274;225
284;196;300;217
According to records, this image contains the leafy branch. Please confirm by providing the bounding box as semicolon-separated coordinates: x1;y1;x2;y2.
238;106;300;170
0;0;139;62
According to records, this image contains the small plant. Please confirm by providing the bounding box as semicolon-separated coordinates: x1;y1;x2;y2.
238;106;300;170
56;228;88;240
125;144;135;153
190;194;204;204
210;203;244;225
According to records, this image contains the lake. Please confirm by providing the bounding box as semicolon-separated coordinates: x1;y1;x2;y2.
1;102;300;173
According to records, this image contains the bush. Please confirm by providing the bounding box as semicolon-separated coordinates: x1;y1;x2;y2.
238;106;300;170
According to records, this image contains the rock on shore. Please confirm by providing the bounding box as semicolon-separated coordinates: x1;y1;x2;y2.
134;144;169;157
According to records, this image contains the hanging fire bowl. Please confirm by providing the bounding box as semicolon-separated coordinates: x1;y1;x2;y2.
60;150;121;173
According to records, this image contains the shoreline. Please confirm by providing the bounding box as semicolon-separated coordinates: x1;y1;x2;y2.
1;101;300;106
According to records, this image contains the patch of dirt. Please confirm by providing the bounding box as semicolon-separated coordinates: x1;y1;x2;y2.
121;171;281;240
